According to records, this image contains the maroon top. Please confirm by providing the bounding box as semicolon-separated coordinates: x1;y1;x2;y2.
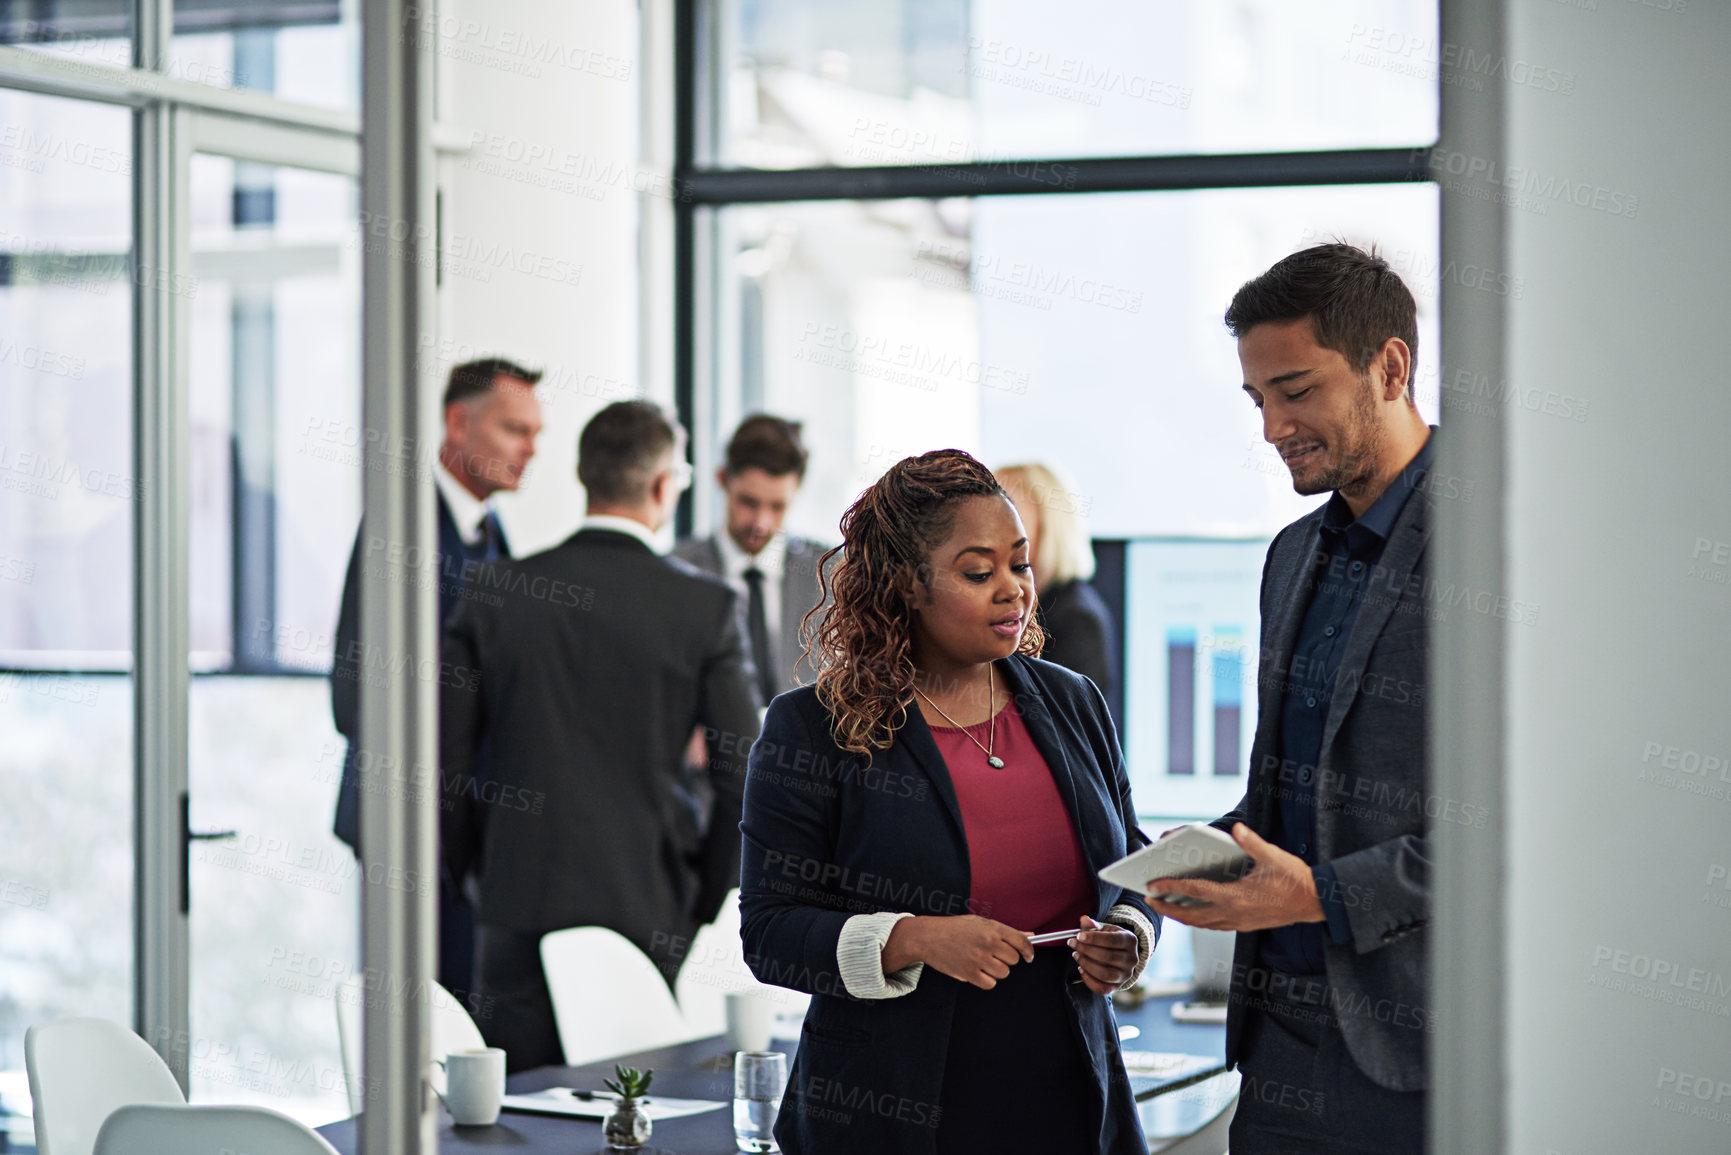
927;703;1095;935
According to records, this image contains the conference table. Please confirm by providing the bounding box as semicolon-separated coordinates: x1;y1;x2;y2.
318;993;1231;1153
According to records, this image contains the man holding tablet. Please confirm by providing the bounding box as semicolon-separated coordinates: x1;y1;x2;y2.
1146;244;1436;1154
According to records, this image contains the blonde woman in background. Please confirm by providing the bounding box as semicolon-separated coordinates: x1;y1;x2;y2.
997;463;1117;696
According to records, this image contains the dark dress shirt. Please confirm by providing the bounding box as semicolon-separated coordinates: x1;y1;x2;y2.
1259;435;1433;974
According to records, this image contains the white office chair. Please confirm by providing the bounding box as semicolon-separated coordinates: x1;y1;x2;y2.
540;927;694;1066
674;890;809;1037
1147;1089;1237;1155
334;974;486;1114
93;1103;340;1155
25;1018;185;1155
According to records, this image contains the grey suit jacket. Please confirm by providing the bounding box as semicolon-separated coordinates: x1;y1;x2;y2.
671;534;833;694
1216;467;1437;1093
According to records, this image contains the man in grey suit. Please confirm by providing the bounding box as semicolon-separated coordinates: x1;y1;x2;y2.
440;400;762;1072
1150;244;1437;1153
672;414;831;700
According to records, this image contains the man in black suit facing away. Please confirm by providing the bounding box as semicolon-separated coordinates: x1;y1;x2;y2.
440;400;762;1071
1149;245;1437;1153
673;414;831;700
330;356;543;999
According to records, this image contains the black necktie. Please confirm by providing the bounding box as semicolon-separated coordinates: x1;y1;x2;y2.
743;567;777;705
479;511;503;561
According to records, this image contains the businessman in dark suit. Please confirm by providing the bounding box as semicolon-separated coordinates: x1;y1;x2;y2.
673;414;832;700
329;356;542;998
440;400;762;1071
1149;245;1437;1153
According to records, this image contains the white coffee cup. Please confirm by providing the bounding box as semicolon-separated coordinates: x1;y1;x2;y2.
725;991;774;1053
436;1047;505;1126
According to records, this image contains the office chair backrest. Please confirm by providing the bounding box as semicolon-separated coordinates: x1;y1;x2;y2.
25;1018;185;1155
540;927;697;1066
93;1103;341;1155
335;973;487;1114
674;889;809;1037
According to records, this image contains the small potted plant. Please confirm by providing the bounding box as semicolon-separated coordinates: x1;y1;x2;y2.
603;1064;654;1150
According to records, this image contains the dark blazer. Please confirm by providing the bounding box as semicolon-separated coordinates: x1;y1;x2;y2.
440;528;762;954
331;494;487;851
739;655;1157;1155
1216;463;1435;1092
670;534;833;692
1036;577;1117;697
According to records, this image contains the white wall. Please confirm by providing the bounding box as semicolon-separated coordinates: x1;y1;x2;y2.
434;0;649;555
1490;3;1731;1151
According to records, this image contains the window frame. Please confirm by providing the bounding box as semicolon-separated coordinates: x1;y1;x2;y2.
669;0;1440;537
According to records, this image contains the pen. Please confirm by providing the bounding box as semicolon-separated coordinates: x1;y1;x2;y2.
1028;927;1082;945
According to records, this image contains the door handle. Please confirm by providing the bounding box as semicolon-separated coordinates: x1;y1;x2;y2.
180;792;238;914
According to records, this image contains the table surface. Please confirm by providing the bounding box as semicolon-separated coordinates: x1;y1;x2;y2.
317;993;1229;1154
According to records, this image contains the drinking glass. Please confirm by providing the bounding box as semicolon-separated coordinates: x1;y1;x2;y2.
732;1050;787;1153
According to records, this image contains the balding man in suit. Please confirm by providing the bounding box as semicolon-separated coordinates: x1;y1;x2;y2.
440;400;761;1071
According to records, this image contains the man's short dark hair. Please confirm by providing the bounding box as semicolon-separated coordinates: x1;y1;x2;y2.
443;357;543;409
578;401;680;505
724;414;808;479
1224;243;1419;397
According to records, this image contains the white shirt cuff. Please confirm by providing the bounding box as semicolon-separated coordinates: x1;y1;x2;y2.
1104;903;1158;990
836;911;924;999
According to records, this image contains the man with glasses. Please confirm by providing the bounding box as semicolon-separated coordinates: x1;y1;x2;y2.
439;400;763;1071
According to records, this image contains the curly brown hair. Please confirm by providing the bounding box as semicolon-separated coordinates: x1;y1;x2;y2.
802;449;1044;756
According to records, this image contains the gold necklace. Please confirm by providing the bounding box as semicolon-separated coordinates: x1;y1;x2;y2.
912;664;1005;769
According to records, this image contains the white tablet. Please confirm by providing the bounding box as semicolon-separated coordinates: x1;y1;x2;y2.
1098;823;1255;907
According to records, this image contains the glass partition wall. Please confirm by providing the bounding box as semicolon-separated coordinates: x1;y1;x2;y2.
680;0;1444;829
0;0;363;1130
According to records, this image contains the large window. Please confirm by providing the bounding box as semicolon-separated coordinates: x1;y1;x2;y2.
683;0;1442;824
718;0;1438;167
0;0;362;1130
0;91;134;1102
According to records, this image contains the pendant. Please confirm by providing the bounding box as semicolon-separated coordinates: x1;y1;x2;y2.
987;756;1005;769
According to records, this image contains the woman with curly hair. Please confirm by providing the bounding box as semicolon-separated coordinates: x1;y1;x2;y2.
739;449;1159;1154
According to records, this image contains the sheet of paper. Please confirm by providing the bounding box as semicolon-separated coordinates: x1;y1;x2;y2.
500;1088;729;1121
